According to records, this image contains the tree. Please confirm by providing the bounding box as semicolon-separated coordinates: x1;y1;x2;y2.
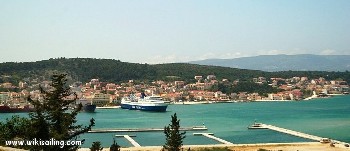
163;113;186;151
90;141;103;151
27;74;95;151
109;138;120;151
0;74;95;150
0;115;31;148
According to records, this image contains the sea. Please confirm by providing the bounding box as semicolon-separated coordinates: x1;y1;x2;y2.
1;95;350;148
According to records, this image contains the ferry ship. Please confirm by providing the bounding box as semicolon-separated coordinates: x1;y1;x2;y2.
121;93;168;112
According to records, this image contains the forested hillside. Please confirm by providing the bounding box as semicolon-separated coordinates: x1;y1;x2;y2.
1;58;350;83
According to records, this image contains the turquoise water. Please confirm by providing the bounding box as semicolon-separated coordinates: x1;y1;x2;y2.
1;95;350;147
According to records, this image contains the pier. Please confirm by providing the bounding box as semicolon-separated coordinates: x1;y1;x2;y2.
89;126;207;133
193;133;233;145
249;123;349;145
115;135;141;147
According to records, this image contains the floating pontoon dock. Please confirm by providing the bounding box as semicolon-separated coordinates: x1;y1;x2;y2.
249;123;349;145
115;135;141;147
193;133;233;145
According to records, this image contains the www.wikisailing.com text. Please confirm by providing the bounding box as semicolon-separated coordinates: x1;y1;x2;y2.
5;138;82;148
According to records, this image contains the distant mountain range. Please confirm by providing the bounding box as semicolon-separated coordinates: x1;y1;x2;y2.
189;54;350;72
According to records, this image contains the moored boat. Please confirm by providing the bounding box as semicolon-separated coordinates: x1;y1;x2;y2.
0;104;34;113
83;104;96;112
77;99;96;112
248;122;267;129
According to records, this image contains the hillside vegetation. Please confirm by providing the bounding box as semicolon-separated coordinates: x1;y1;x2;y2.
1;58;350;83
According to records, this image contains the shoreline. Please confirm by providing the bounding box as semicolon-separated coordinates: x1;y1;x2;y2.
171;94;348;104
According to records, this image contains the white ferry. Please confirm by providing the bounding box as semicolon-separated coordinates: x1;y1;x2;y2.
121;93;168;112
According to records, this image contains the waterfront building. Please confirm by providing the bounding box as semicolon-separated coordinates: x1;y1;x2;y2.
247;93;262;101
0;92;9;103
87;92;111;106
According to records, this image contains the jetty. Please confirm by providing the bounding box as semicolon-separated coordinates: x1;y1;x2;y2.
115;135;141;147
193;133;233;145
89;126;207;133
248;123;349;145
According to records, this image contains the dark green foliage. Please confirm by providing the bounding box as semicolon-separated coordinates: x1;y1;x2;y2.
2;58;350;84
0;74;95;151
231;82;280;96
90;141;103;151
26;74;95;150
163;113;186;151
301;89;313;98
0;116;31;147
109;138;120;151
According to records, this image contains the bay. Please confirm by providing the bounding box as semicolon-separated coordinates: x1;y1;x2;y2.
1;95;350;148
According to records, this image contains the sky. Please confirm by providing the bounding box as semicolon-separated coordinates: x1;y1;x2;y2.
1;0;349;64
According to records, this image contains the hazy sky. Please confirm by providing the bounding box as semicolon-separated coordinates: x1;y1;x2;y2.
1;0;349;64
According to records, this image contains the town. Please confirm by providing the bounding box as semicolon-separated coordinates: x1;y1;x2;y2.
0;74;349;107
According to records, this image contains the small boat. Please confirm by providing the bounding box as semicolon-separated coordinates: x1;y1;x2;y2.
248;122;266;129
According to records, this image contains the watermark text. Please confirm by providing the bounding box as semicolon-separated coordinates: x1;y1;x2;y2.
5;138;82;148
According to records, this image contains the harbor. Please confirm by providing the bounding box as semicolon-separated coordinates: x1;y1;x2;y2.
2;95;350;148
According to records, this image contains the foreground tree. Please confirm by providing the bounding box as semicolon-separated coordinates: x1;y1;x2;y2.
90;141;103;151
109;138;120;151
0;74;95;150
163;113;186;151
27;74;95;150
0;115;31;147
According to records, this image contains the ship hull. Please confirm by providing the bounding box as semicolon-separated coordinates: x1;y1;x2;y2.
0;105;34;113
121;102;167;112
120;103;131;109
83;104;96;112
137;105;167;112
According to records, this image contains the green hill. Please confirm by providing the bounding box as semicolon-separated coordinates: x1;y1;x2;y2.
1;58;350;83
